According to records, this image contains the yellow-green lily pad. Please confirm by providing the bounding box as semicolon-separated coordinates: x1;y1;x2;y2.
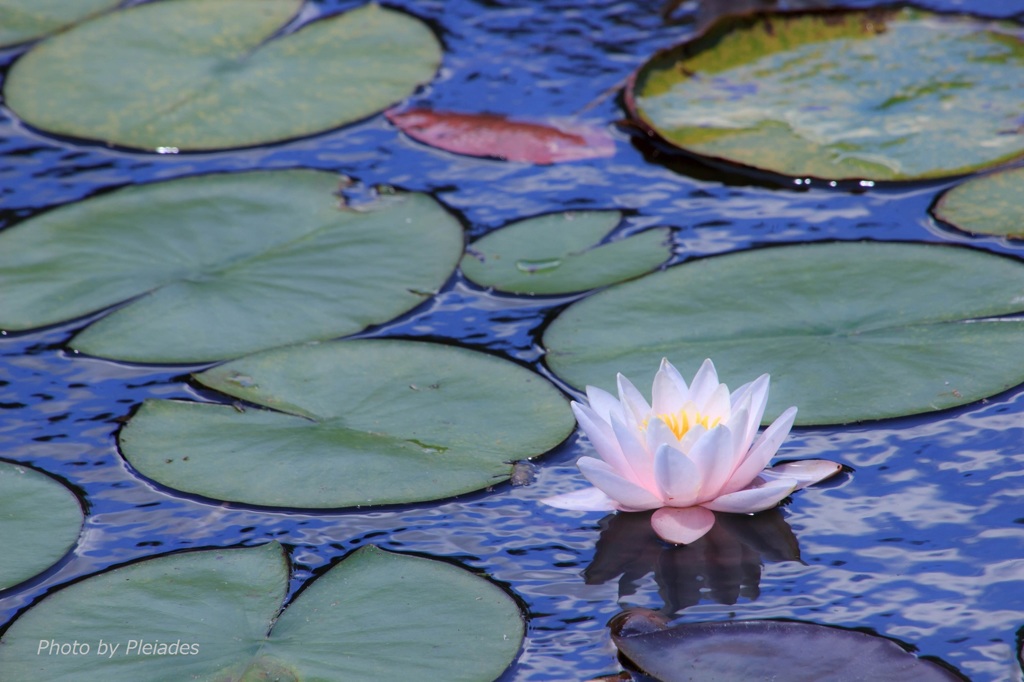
0;170;463;364
4;0;441;151
461;211;672;295
544;242;1024;425
0;462;83;591
933;167;1024;239
0;542;524;681
628;8;1024;181
119;339;574;507
0;0;119;47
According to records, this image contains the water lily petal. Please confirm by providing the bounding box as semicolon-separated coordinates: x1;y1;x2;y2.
762;459;843;490
688;358;720;406
728;374;769;453
572;402;636;482
650;506;716;544
703;477;797;513
702;382;732;423
721;405;798;495
578;456;663;511
724;405;753;459
644;414;678;453
652;357;688;414
586;385;625;424
616;372;650;428
541;487;619;511
653;443;702;507
611;414;656;488
687;425;736;501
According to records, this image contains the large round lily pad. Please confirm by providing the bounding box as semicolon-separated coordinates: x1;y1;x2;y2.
543;242;1024;425
610;611;964;681
3;0;441;151
0;170;463;363
933;167;1024;239
0;0;119;47
0;542;524;681
119;339;574;507
0;462;83;591
461;211;672;295
627;8;1024;181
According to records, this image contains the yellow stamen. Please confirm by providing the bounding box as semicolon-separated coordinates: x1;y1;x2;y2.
645;410;720;440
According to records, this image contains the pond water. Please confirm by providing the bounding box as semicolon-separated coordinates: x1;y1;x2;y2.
2;0;1024;680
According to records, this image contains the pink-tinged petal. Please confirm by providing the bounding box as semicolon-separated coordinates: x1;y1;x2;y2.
651;506;716;545
572;402;637;482
686;425;737;501
585;385;625;424
616;373;650;428
611;415;656;488
721;405;798;495
702;383;732;423
702;477;797;513
541;487;618;511
652;358;688;414
688;358;720;406
578;456;663;511
762;459;842;490
653;443;702;507
385;108;615;164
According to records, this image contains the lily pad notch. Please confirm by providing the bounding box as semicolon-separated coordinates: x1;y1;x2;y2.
0;169;464;363
0;542;525;681
4;0;443;151
119;339;576;508
461;210;673;295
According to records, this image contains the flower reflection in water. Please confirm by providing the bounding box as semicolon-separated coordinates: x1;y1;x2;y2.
584;508;800;613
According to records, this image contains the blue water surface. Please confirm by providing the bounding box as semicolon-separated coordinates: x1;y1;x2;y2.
1;1;1024;680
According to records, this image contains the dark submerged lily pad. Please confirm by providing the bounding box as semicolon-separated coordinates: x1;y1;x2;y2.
0;462;83;591
0;170;463;364
627;8;1024;181
4;0;441;151
460;211;672;295
933;167;1024;239
119;339;574;507
0;0;120;47
543;242;1024;425
0;542;524;681
610;611;966;682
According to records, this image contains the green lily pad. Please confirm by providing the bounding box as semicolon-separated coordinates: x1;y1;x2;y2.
0;542;524;681
543;242;1024;425
0;170;463;363
0;0;119;47
119;339;574;507
0;462;83;591
933;167;1024;239
627;8;1024;181
461;211;672;295
3;0;441;151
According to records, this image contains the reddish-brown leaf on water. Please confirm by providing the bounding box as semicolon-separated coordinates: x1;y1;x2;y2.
386;108;615;164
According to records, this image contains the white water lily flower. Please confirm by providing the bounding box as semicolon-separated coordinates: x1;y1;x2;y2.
543;358;841;544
